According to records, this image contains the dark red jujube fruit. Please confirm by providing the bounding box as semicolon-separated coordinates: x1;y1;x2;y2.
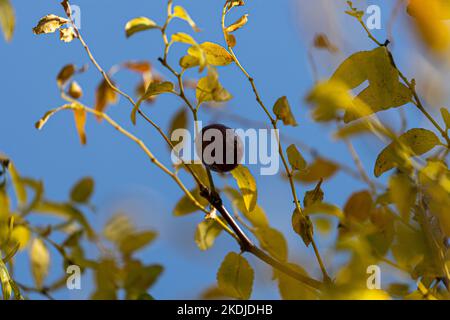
196;124;243;173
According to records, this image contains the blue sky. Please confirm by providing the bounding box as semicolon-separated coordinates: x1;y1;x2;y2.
0;0;435;299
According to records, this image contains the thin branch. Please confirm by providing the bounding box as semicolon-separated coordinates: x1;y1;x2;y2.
221;3;331;283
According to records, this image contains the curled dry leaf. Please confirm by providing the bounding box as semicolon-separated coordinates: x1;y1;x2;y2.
68;81;83;99
59;27;77;43
225;14;249;33
32;14;69;35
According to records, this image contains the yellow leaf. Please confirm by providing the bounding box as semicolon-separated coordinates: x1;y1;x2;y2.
70;177;94;203
225;14;249;33
173;6;200;32
179;55;200;69
196;68;232;106
407;0;450;51
287;144;306;171
230;165;257;212
255;227;288;261
171;32;197;45
188;42;233;66
217;252;254;300
132;81;174;124
125;17;158;38
0;0;15;42
57;64;76;87
389;173;416;221
225;32;236;48
303;202;344;219
273;96;297;126
294;157;339;184
73;104;87;145
59;27;77;43
195;219;223;251
224;187;269;228
68;81;83;99
95;79;118;118
173;188;208;216
291;209;313;246
374;128;440;177
274;263;317;300
343;190;373;222
168;108;189;146
10;225;31;251
32;14;68;35
8;162;27;207
440;107;450;129
29;238;50;289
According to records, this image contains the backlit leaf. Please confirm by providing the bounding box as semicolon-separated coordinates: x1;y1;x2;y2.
255;227;288;261
389;173;416;221
217;252;254;300
95;79;118;117
32;14;68;35
230;165;257;212
294;158;339;184
29;238;50;289
59;27;77;43
73;104;87;145
188;42;233;66
195;219;223;251
173;188;208;216
168;109;189;145
292;209;313;246
132;82;174;124
119;231;157;255
8;163;26;207
224;187;269;228
196;68;232;106
344;190;373;222
440;107;450;129
274;263;317;300
70;177;94;203
287;144;306;171
0;0;15;42
225;14;249;33
171;32;197;45
173;6;200;32
273;96;297;126
125;17;158;38
68;81;83;99
374;128;440;177
57;64;76;87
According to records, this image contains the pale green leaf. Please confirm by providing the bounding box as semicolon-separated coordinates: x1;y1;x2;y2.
217;252;254;300
125;17;158;38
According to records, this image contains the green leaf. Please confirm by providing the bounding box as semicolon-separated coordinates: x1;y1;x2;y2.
173;6;200;32
173;188;208;216
0;0;15;42
291;209;313;246
29;238;50;289
303;180;324;207
273;96;297;126
119;231;157;255
195;219;223;251
374;128;440;177
0;259;12;300
70;177;94;203
255;227;288;261
440;107;450;129
125;17;158;38
287;144;306;171
217;252;254;300
34;201;95;239
132;82;174;124
230;165;257;212
124;262;163;299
